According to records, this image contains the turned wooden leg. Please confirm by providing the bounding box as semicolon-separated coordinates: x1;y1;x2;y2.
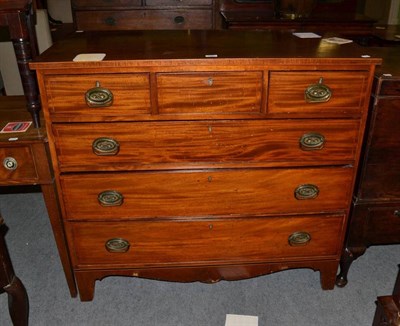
4;276;29;326
336;246;366;287
0;217;29;326
336;247;354;287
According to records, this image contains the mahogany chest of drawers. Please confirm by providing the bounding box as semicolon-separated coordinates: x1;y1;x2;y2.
71;0;216;31
31;30;380;301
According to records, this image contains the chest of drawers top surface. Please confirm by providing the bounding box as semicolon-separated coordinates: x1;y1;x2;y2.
31;30;381;67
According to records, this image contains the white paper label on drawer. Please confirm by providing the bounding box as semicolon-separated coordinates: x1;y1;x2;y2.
73;53;106;62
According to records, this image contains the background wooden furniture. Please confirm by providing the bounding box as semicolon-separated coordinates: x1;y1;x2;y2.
0;0;41;127
71;0;217;31
31;30;379;301
336;47;400;287
0;214;29;326
0;96;77;298
372;266;400;326
219;0;375;32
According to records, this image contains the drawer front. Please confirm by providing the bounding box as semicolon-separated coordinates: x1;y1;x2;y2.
365;207;400;243
60;168;353;220
359;164;400;200
358;98;400;200
68;214;345;267
145;0;213;6
45;74;150;121
72;0;142;8
378;79;400;97
53;119;359;172
157;72;262;115
75;10;213;31
364;98;400;166
0;146;38;184
268;71;370;117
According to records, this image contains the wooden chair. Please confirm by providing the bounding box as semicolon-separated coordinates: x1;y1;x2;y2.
0;215;29;326
372;266;400;326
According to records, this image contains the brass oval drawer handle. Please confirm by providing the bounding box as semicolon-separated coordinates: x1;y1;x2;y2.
288;231;311;246
105;238;130;253
294;184;319;200
3;157;18;170
174;16;185;24
85;81;113;107
92;137;120;156
394;210;400;217
305;77;332;103
98;190;124;206
299;133;325;151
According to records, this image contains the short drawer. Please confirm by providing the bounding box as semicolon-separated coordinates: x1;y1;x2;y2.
72;0;142;8
268;71;370;117
156;72;262;115
53;119;359;172
365;206;400;244
74;9;213;31
60;167;354;220
44;73;150;121
68;214;345;267
0;146;38;184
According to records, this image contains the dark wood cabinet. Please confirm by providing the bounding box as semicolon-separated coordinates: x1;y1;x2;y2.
336;47;400;287
220;0;375;33
71;0;217;31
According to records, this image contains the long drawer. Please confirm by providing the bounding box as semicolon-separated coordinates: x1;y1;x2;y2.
68;214;345;267
72;0;142;8
364;206;400;243
53;120;359;172
74;10;213;31
60;167;354;220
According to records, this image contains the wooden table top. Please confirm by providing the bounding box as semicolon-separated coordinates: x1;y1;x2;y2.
0;96;45;143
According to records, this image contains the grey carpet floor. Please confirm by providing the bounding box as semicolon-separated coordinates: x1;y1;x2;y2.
0;192;399;326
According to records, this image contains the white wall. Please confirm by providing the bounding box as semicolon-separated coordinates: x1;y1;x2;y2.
0;10;52;95
364;0;399;24
47;0;73;24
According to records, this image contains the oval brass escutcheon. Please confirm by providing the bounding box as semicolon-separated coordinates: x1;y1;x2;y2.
305;77;332;103
288;231;311;246
85;81;113;107
105;238;130;253
299;133;325;151
98;190;124;206
92;137;120;156
294;184;319;200
3;157;18;170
